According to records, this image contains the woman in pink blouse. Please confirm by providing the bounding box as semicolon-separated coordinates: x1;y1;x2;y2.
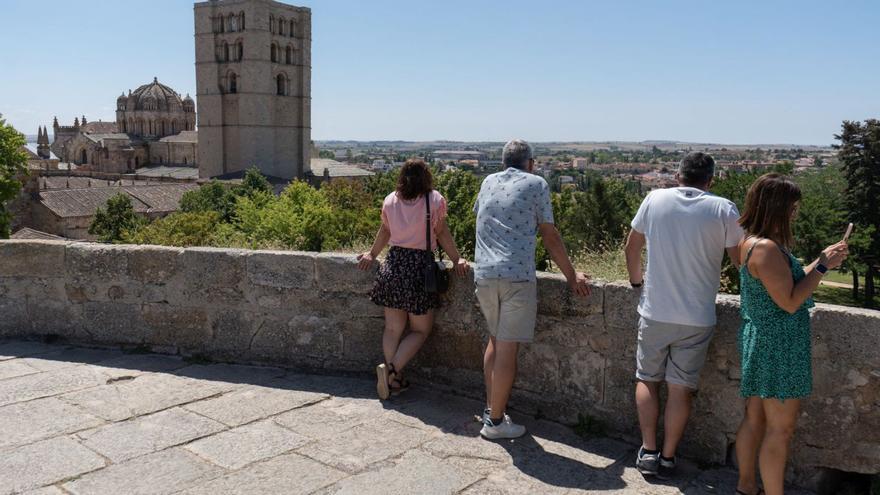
357;159;469;399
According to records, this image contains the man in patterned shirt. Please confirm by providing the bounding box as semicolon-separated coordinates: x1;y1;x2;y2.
473;139;591;439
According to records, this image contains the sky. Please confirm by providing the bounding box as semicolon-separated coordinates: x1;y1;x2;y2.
1;0;879;145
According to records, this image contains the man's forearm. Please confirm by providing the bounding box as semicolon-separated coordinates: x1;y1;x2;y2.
624;230;645;284
543;229;577;280
625;247;642;283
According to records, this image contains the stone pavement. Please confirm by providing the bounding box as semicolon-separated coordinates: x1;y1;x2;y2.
0;340;813;495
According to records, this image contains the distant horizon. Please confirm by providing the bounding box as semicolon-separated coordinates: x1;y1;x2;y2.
3;1;878;145
25;133;833;149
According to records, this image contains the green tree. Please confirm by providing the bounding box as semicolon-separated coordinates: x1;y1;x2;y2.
318;149;336;159
125;211;220;247
238;167;272;197
179;181;237;222
434;169;482;259
0;115;27;238
835;119;880;307
88;193;147;242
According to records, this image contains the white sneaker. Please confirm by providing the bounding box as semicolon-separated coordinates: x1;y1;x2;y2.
480;416;526;440
480;409;511;424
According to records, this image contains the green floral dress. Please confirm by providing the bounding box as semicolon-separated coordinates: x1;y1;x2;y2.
739;240;814;399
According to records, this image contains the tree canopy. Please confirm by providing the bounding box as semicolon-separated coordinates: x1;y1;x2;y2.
0;114;27;238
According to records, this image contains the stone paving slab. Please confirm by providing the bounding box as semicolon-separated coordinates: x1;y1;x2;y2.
177;453;347;495
0;341;817;495
63;448;224;495
296;418;434;474
0;365;110;407
0;358;40;380
77;407;226;463
21;487;67;495
0;436;106;494
61;372;232;421
0;396;104;449
182;381;327;427
317;450;483;495
183;419;309;470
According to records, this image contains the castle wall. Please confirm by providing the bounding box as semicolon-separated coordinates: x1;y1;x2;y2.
1;240;878;486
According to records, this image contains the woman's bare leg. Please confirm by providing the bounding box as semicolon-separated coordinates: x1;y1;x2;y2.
389;310;434;373
382;308;408;366
736;396;767;495
759;398;801;495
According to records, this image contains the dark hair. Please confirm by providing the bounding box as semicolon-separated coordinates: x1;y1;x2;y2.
396;159;434;200
678;152;715;187
739;173;802;248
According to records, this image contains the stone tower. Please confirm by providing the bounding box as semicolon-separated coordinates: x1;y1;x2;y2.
37;126;51;159
194;0;311;180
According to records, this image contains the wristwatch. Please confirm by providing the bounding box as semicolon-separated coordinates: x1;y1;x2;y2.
816;263;828;275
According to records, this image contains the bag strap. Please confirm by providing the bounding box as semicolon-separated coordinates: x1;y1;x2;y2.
425;192;434;259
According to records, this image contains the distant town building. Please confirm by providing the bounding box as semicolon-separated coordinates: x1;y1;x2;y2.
308;158;374;187
432;150;486;162
571;158;589;169
195;0;312;180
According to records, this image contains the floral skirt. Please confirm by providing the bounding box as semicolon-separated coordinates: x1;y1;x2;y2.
369;246;440;315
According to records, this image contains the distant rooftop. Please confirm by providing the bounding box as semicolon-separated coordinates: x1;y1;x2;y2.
39;183;199;218
309;158;374;178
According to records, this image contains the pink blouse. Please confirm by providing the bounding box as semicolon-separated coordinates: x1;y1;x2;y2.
381;190;447;251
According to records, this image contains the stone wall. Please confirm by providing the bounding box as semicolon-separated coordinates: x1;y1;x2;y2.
1;240;878;483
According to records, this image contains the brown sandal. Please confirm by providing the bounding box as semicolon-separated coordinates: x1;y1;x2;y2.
387;364;410;395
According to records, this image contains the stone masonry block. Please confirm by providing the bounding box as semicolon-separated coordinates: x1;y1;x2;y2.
0;297;28;337
0;276;66;301
128;244;184;283
0;240;67;278
246;250;316;289
603;282;640;329
65;243;130;282
81;301;148;345
142;303;210;350
533;314;605;348
536;272;604;317
172;247;247;306
315;252;376;294
249;312;345;365
205;309;262;358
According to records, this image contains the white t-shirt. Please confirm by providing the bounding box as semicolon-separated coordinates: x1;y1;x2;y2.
631;187;743;327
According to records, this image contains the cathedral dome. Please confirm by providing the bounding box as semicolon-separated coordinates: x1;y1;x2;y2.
128;77;185;112
182;94;195;113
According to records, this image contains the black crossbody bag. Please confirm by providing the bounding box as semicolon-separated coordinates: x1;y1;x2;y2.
423;192;450;294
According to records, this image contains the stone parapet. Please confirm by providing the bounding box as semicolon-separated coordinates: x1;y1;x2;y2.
1;239;878;483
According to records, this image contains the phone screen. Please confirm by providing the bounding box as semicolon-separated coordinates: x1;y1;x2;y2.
843;223;854;242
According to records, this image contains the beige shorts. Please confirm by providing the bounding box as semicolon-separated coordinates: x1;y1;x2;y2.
636;316;715;390
475;279;538;343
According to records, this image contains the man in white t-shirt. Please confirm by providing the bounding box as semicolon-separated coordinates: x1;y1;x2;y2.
624;152;743;479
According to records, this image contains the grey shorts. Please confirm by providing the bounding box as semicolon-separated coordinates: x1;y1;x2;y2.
475;279;537;343
636;316;715;390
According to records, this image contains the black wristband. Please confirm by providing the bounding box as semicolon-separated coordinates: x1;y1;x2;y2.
630;281;643;288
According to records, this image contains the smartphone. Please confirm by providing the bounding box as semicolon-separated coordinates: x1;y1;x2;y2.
843;223;854;242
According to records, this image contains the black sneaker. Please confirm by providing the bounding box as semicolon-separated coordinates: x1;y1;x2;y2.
636;447;659;475
657;455;676;480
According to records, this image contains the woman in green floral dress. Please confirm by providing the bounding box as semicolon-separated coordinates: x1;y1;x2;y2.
733;174;848;495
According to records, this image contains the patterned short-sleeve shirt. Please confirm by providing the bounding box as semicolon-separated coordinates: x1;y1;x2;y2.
473;167;554;282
